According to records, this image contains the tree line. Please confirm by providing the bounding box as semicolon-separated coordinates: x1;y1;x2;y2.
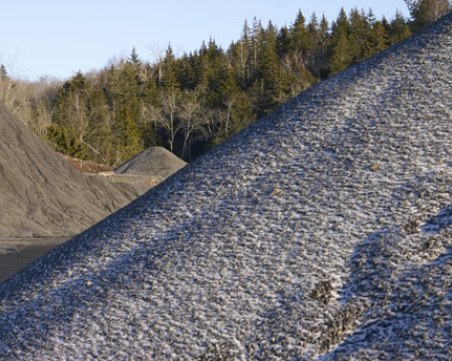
1;1;450;165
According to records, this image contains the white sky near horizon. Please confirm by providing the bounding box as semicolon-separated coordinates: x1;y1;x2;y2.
0;1;410;81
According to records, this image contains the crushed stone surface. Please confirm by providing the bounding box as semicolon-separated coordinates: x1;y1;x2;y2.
0;14;451;360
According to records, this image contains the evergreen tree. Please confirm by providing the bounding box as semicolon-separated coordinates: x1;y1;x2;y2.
50;71;90;158
329;8;353;74
161;45;180;90
250;17;264;77
128;47;141;66
253;21;281;115
176;53;197;89
238;20;252;86
290;10;311;67
138;64;160;149
348;8;371;61
317;15;330;79
0;64;8;80
276;26;291;58
106;61;143;165
388;11;412;44
0;64;11;106
370;21;389;54
84;82;113;163
219;65;242;138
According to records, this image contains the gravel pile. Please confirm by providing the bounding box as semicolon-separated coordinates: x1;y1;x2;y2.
0;105;142;238
114;146;186;179
0;14;450;360
95;146;187;189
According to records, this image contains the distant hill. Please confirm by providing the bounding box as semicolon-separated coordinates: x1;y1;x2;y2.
0;104;141;238
0;14;451;360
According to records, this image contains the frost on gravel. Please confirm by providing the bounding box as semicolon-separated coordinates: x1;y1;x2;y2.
0;14;451;361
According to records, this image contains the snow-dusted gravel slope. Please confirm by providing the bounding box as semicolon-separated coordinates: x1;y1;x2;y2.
0;14;451;360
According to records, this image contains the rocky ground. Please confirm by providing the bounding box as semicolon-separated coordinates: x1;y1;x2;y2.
0;14;450;360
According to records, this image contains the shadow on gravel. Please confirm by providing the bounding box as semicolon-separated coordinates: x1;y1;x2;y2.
317;205;452;359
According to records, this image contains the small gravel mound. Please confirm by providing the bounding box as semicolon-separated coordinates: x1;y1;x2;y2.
114;146;186;179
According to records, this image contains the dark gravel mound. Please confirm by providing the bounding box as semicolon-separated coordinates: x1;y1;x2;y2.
0;105;142;238
0;14;451;360
114;146;186;179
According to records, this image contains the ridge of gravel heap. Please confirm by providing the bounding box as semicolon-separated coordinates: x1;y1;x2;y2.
0;14;451;360
0;105;144;238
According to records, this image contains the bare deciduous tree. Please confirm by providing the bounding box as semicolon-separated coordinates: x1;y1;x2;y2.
179;87;205;160
153;88;183;153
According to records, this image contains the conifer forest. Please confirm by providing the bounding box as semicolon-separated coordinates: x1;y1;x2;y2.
1;5;444;165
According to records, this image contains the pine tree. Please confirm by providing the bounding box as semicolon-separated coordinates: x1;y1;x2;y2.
253;21;281;115
276;26;291;58
106;61;143;165
305;13;321;76
0;64;8;80
369;21;389;55
162;45;180;90
176;53;197;89
128;47;141;66
388;11;412;44
329;8;353;74
238;20;252;86
139;63;160;149
348;8;366;60
250;17;264;77
290;10;311;67
197;39;229;107
84;82;113;164
50;71;90;158
317;15;330;79
0;64;11;106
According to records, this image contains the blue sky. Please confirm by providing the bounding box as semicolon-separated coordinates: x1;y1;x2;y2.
1;1;410;80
